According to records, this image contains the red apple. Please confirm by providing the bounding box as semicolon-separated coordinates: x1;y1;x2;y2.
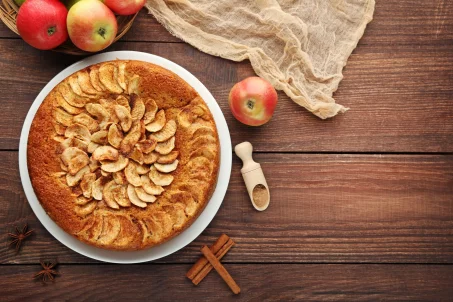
67;0;118;52
102;0;146;15
16;0;68;50
229;77;278;126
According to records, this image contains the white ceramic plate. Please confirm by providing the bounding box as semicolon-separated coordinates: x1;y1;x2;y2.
18;51;232;264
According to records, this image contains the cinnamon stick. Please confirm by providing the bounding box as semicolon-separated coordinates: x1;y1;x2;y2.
193;238;235;285
200;245;241;295
186;234;229;280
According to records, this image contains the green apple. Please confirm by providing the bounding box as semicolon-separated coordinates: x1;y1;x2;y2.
67;0;118;52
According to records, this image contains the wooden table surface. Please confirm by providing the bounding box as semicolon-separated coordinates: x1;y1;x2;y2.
1;1;453;301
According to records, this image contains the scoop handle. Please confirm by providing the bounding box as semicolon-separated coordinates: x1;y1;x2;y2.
234;141;260;173
235;141;270;211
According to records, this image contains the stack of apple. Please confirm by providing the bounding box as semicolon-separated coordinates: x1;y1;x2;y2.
16;0;145;52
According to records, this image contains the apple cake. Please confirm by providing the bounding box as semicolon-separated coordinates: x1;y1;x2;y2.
27;60;220;250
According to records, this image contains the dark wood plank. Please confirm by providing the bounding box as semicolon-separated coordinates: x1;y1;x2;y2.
122;10;180;43
358;0;453;46
128;0;453;45
2;0;452;45
1;151;452;264
0;40;452;152
0;264;452;301
0;10;180;41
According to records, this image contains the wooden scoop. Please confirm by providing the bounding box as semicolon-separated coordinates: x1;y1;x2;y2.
234;141;270;211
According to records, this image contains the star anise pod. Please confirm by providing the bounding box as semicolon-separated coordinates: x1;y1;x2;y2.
34;261;59;282
8;223;33;252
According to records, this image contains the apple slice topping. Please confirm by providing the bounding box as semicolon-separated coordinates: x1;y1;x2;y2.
155;137;175;155
117;62;128;91
145;110;166;132
86;103;110;123
89;66;107;92
51;62;183;212
55;94;84;115
143;99;158;124
191;135;217;148
75;201;97;218
127;74;140;95
75;196;93;206
77;70;100;95
154;160;179;173
61;147;85;166
113;171;127;185
90;130;108;145
114;105;132;132
91;177;104;201
128;147;144;165
191;126;215;139
92;146;118;161
136;164;150;175
131;97;145;122
143;151;159;164
58;83;87;108
53;123;67;136
135;187;157;203
116;95;131;112
120;122;141;155
68;75;92;98
66;166;90;187
87;142;101;154
61;147;90;175
98;99;120;123
149;166;174;186
97;216;121;245
101;155;129;173
65;124;91;145
54;108;74;127
157;151;179;164
89;157;100;172
149;120;176;142
136;139;157;154
99;63;123;94
103;181;120;210
73;138;89;153
108;123;123;148
101;170;111;177
125;161;142;187
189;147;216;161
80;173;96;199
112;185;131;207
127;184;147;208
140;175;164;195
177;103;208;128
56;138;74;154
73;113;100;133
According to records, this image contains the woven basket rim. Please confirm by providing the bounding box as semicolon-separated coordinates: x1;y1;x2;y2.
0;0;137;55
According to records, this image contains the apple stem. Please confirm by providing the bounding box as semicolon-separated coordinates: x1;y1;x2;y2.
47;26;56;36
246;99;255;110
98;28;106;39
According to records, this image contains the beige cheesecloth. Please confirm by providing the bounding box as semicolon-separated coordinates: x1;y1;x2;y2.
146;0;375;119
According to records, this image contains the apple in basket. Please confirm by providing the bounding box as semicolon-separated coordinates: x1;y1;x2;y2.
229;77;278;126
16;0;68;50
102;0;146;15
67;0;118;52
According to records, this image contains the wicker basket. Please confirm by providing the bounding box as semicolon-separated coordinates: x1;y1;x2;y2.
0;0;137;55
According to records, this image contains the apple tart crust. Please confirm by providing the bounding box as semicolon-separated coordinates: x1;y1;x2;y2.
27;60;220;250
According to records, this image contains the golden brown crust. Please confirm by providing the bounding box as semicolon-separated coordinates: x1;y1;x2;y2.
27;60;220;251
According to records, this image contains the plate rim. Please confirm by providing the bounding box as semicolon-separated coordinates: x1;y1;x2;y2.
18;51;232;264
